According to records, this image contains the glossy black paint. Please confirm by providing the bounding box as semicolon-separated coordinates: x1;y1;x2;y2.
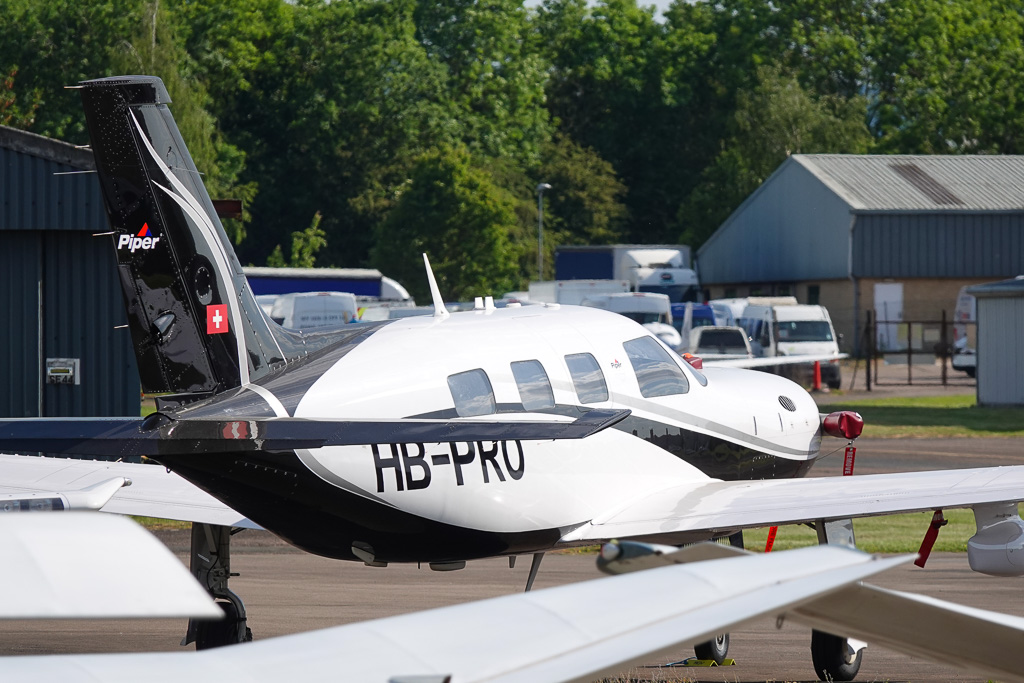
158;450;563;563
81;76;365;397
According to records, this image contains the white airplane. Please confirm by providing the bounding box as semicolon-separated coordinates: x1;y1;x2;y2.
2;74;1024;680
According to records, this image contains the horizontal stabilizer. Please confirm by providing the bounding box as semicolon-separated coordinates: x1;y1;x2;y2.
0;454;256;528
0;409;630;457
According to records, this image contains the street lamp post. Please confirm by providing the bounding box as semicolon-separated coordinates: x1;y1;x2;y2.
536;182;551;280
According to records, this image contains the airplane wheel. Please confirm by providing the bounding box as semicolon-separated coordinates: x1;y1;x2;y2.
693;633;729;664
811;630;861;681
196;601;253;650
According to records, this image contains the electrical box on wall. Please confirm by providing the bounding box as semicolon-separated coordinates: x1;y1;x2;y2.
45;358;80;385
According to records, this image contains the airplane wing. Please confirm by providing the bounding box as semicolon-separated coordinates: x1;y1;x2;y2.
1;512;220;619
0;453;258;527
0;408;629;457
792;582;1024;683
561;466;1024;542
599;541;1024;683
0;545;909;682
703;352;847;368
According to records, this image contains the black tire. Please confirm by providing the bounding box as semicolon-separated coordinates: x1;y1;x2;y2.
196;601;253;650
966;367;977;378
694;633;729;664
810;630;861;681
827;379;842;390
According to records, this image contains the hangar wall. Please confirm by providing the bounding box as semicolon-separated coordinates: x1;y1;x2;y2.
853;213;1024;279
696;159;853;284
0;126;139;418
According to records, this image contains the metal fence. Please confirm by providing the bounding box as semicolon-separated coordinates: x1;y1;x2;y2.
858;310;976;388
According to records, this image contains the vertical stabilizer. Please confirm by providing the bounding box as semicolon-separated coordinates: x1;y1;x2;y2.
80;76;284;395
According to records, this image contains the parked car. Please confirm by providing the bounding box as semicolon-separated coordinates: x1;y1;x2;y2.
688;326;753;360
951;286;977;378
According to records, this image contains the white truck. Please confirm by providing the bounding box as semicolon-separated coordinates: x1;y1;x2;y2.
738;298;843;389
554;245;701;303
580;292;682;349
524;279;630;306
269;291;358;330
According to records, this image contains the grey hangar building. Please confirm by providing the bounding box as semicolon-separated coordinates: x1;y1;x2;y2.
0;124;138;418
694;154;1024;355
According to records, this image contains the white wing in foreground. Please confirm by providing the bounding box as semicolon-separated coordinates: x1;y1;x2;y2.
0;512;220;619
0;453;257;528
599;541;1024;683
795;582;1024;683
562;465;1024;541
0;545;904;682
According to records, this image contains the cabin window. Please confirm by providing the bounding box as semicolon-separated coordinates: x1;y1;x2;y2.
511;360;555;410
623;336;689;397
564;353;609;404
447;369;496;417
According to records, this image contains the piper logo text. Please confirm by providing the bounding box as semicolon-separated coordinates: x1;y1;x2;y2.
117;224;161;252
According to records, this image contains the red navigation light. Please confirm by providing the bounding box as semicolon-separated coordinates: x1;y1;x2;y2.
682;353;703;370
822;410;864;440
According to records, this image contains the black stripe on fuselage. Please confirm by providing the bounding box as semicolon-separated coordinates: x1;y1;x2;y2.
158;449;562;564
414;403;814;481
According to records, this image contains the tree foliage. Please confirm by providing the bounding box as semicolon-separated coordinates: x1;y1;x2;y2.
371;146;525;302
1;0;1022;298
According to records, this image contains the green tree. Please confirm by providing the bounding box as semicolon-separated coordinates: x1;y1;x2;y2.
537;0;713;243
679;66;870;247
868;0;1024;153
0;0;144;142
220;0;452;268
537;134;627;248
266;211;327;267
414;0;552;168
112;0;256;243
0;0;254;243
0;68;39;127
371;146;525;303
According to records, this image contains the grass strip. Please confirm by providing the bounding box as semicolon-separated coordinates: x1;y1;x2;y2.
823;394;1024;438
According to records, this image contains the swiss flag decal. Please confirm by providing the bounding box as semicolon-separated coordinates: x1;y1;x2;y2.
207;304;229;335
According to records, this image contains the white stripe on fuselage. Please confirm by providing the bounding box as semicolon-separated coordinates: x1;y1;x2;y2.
287;305;822;534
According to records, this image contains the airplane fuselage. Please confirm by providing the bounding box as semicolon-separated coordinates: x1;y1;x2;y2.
159;304;823;563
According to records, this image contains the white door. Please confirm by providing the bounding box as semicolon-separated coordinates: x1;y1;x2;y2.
874;282;904;351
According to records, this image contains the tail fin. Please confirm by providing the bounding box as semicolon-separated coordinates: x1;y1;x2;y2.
80;75;284;395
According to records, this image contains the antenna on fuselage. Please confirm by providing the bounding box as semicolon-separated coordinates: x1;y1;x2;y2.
422;253;450;319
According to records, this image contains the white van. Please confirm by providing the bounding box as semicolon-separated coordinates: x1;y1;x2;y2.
738;302;842;389
581;292;682;349
270;292;357;330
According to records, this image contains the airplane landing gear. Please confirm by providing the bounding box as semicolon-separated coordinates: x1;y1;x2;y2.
811;630;862;681
811;517;862;681
181;523;252;650
693;633;729;664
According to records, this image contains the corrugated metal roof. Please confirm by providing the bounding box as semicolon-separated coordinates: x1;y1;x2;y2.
967;276;1024;297
0;126;108;232
794;154;1024;211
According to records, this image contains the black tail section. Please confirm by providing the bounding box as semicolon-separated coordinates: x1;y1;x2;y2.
80;76;286;395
